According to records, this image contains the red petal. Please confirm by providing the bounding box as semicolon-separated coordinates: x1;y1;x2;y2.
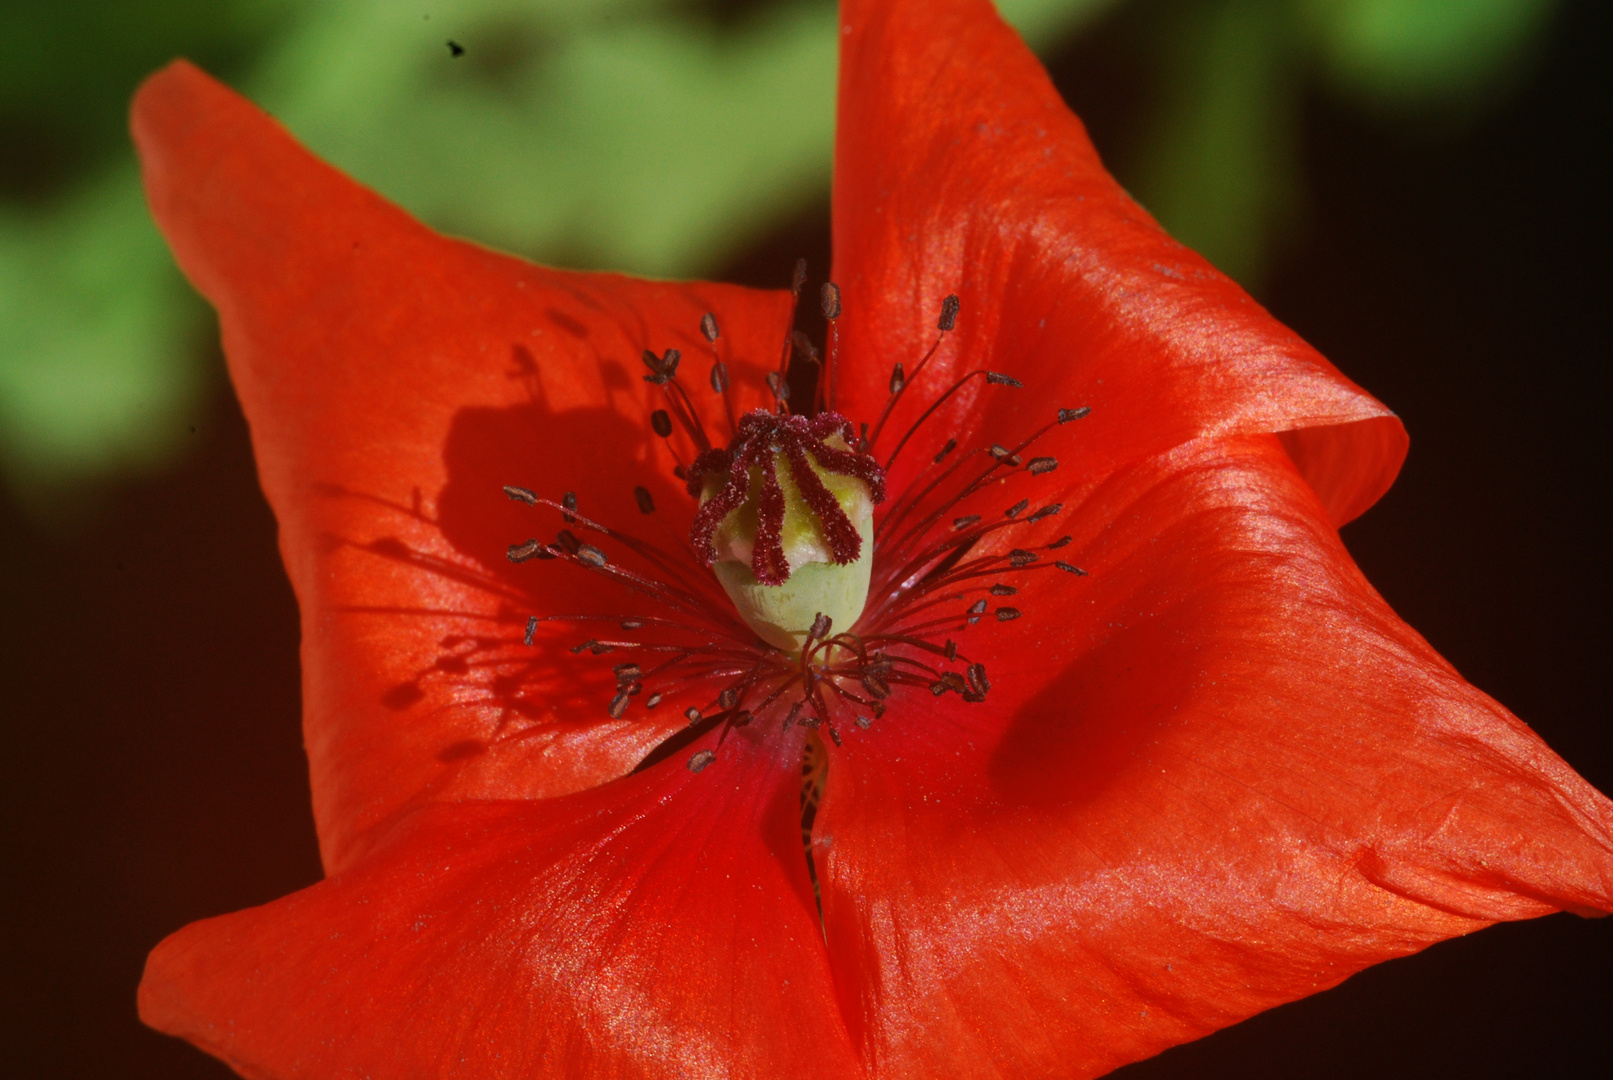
816;435;1612;1079
132;62;792;872
831;0;1405;526
140;726;860;1079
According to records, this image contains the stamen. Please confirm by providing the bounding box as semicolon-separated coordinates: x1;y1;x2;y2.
1027;456;1058;474
938;294;960;332
507;539;550;563
1058;407;1091;424
634;486;656;514
688;749;716;773
651;410;673;437
989;584;1017;596
996;607;1021;622
985;372;1023;387
503;485;538;505
701;313;719;343
1055;561;1088;575
1005;499;1029;519
562;491;578;523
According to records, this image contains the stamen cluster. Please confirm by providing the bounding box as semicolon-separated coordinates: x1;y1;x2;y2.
499;280;1091;766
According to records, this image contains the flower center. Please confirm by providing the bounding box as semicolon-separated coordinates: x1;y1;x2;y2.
688;409;884;652
502;277;1090;767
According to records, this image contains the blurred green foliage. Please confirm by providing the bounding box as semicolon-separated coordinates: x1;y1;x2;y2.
0;0;1557;515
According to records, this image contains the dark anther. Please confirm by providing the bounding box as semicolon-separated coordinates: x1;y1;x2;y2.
827;726;843;747
996;607;1022;622
1005;499;1029;519
625;682;643;697
634;486;656;514
621;619;646;630
855;715;873;730
701;312;720;342
1028;503;1063;523
809;612;832;639
524;616;538;646
953;514;982;530
688;749;716;773
785;700;805;730
989;445;1010;460
792;331;820;363
640;349;664;384
1009;549;1038;567
967;599;988;625
944;639;957;660
503;485;538;504
1058;406;1092;424
571;639;598;654
608;692;631;719
966;663;990;697
589;642;614;655
938;294;960;332
685;707;702;724
613;663;642;681
791;257;807;293
556;529;581;554
1048;535;1072;549
640;348;681;384
889;362;905;395
1055;561;1089;576
507;539;547;563
710;361;729;393
990;584;1017;596
577;544;608;568
732;709;753;727
821;282;842;319
930;680;948;697
985;372;1022;387
1027;456;1058;475
766;370;790;402
718;687;738;710
651;409;673;437
862;670;890;699
645;693;663;708
932;672;968;696
934;438;958;464
562;491;578;522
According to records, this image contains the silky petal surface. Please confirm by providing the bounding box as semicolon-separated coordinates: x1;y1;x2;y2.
133;61;792;872
140;724;860;1080
816;435;1613;1079
832;0;1405;526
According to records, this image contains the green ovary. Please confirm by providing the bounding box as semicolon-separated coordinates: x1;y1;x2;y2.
705;442;875;653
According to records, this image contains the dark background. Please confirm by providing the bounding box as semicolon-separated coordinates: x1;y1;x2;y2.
3;1;1608;1076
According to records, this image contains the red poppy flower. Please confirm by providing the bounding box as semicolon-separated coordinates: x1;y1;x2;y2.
133;1;1611;1077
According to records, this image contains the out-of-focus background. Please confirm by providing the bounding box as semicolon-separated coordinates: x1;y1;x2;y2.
1;1;1607;1076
